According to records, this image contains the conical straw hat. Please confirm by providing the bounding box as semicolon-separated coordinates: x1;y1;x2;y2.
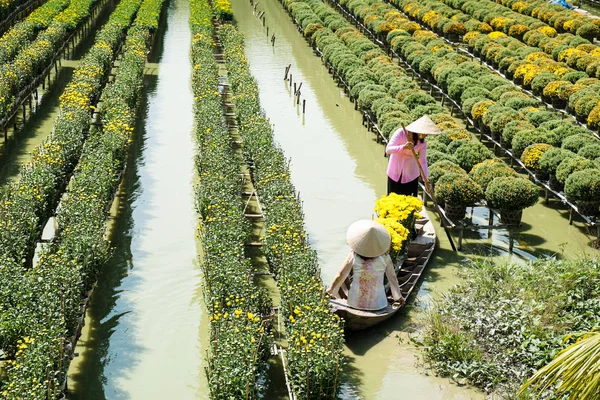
405;115;441;135
346;220;391;258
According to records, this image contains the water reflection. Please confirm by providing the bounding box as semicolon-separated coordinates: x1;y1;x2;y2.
67;0;207;397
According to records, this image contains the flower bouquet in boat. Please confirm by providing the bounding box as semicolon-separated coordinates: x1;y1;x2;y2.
327;193;436;330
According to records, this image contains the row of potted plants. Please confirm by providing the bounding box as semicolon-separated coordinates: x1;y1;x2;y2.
387;0;600;128
218;21;345;399
0;0;105;121
493;0;600;39
0;0;164;396
343;0;600;216
291;0;544;222
189;0;270;398
0;0;142;267
0;0;70;65
389;9;600;212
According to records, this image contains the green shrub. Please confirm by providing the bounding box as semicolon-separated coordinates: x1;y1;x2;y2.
526;110;561;127
561;134;600;153
565;169;600;201
578;144;600;160
562;71;588;84
531;72;559;94
576;23;599;41
556;156;598;184
486;177;539;210
539;148;576;177
402;92;436;108
461;86;490;103
435;173;483;206
489;84;518;101
428;149;459;165
551;124;590;145
454;142;495;171
429;160;466;185
511;129;558;157
469;159;518;192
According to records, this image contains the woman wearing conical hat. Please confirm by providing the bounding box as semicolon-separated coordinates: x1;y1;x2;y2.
386;116;441;197
327;220;404;311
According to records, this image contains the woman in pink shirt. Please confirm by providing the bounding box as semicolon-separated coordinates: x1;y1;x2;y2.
386;116;441;196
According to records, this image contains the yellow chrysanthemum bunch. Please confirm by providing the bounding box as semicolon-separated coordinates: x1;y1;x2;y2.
374;193;423;227
521;143;553;170
377;217;409;258
488;31;506;39
463;31;481;43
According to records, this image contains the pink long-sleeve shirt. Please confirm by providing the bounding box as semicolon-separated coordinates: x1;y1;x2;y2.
386;128;428;183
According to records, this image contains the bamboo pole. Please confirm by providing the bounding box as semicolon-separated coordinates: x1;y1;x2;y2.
401;123;457;251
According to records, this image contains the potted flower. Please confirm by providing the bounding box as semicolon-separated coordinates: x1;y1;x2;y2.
485;177;539;226
442;21;466;42
565;169;600;217
556;156;598;186
469;159;518;192
429;160;467;187
453;142;495;172
435;173;484;222
539;148;576;191
374;193;424;241
520;143;553;180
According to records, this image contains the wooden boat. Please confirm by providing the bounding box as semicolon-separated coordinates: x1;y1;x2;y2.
329;208;436;330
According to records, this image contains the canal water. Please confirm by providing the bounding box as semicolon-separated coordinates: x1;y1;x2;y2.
228;0;595;398
67;0;208;398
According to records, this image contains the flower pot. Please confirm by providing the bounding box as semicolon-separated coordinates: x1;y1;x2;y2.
576;200;599;217
444;203;466;222
551;98;566;109
535;171;549;181
505;70;514;80
514;76;524;86
549;175;563;192
474;48;480;57
446;33;459;42
499;209;523;226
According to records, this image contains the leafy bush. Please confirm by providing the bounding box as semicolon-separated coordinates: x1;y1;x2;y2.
469;159;518;192
576;23;599;41
427;149;459;165
565;169;600;201
539;148;576;177
421;258;600;395
511;129;558;157
556;156;598;184
435;173;483;206
578;144;600;160
453;142;495;171
501;120;535;145
551;124;589;145
486;177;539;210
561;134;600;153
429;160;466;185
526;110;561;127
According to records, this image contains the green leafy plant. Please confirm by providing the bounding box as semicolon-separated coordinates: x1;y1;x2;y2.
486;176;539;210
435;173;483;206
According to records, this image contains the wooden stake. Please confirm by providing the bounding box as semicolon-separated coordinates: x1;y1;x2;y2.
284;64;291;80
302;99;306;113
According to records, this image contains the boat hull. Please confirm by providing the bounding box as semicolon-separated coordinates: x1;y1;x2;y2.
329;208;436;330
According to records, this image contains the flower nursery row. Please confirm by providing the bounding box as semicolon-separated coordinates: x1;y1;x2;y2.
218;21;345;399
388;0;600;129
325;0;600;217
285;0;543;222
0;0;106;122
0;0;164;396
189;0;270;398
0;0;69;65
0;0;141;268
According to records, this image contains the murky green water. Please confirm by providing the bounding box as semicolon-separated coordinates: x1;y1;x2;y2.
229;0;595;398
67;0;208;398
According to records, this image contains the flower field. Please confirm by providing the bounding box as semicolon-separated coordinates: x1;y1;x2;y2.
0;0;164;395
219;21;345;399
189;0;271;397
0;0;104;124
0;0;597;395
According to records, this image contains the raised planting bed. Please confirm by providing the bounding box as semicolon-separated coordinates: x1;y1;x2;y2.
0;0;166;396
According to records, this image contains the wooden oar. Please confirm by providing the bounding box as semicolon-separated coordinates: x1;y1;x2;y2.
401;123;457;252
